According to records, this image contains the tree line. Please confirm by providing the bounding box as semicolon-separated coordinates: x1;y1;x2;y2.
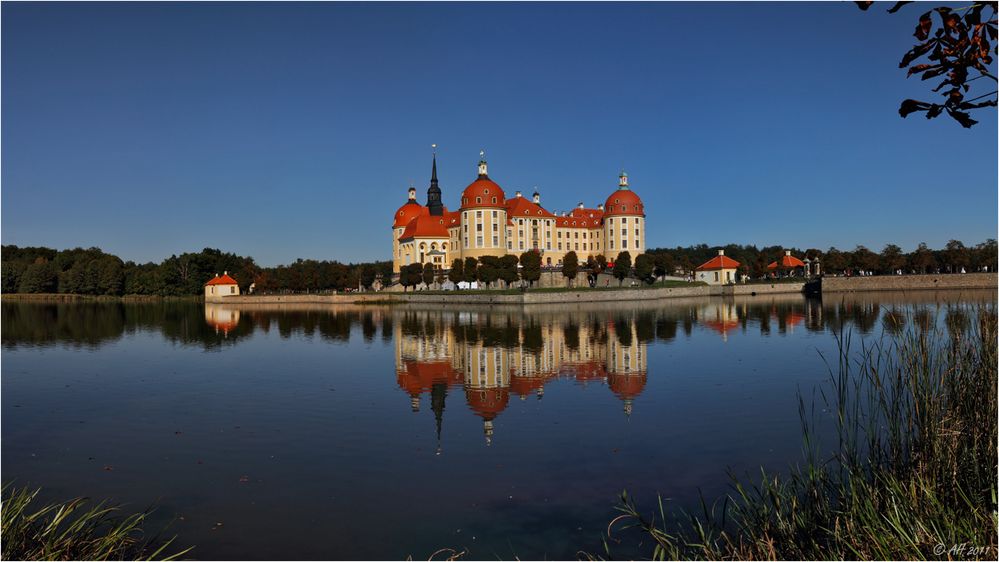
644;239;997;278
1;245;393;296
2;239;994;296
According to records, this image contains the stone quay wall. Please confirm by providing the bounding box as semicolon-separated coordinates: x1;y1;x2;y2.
821;273;997;293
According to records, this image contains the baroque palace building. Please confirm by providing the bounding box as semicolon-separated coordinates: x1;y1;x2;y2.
392;150;646;273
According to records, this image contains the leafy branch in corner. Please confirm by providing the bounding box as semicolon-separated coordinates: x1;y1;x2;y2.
857;1;997;127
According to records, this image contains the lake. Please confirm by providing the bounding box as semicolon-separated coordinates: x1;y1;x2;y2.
2;290;994;559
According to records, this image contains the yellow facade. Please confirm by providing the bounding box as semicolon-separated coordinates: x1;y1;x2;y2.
393;156;647;274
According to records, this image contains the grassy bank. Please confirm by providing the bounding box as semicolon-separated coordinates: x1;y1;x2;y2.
1;486;191;561
601;306;998;560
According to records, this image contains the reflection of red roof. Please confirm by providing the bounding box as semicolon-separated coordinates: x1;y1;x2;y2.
400;212;450;239
393;201;426;228
696;255;740;271
767;254;806;269
608;372;647;400
603;189;644;216
784;312;805;326
564;361;607;382
506;196;555;218
703;319;739;336
207;319;238;334
510;375;545;396
465;387;510;420
396;360;461;395
461;178;506;209
205;274;238;286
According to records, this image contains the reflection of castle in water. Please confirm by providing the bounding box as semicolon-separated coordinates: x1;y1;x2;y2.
394;313;648;445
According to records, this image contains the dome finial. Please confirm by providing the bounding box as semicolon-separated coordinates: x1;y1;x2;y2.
478;149;488;178
619;170;629;189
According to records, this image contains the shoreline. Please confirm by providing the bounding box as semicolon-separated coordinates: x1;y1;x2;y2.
2;273;994;306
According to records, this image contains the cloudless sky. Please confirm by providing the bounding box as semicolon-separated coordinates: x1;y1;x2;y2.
3;1;996;266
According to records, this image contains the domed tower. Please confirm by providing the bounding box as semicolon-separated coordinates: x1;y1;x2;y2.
458;151;509;260
602;171;646;263
392;185;425;273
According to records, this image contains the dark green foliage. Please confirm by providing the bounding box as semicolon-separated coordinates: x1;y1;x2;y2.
499;255;520;287
562;251;578;287
463;257;479;284
360;265;377;290
613;251;631;285
421;263;435;287
652;252;673;280
448;259;464;286
633;253;654;284
477;256;501;288
1;245;390;296
518;251;541;287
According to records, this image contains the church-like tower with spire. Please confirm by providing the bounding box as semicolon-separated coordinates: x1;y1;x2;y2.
392;147;646;274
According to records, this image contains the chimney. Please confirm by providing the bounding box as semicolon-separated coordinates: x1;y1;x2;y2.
717;250;725;256
532;191;540;204
785;250;791;256
224;270;228;275
597;203;604;211
578;202;584;209
515;191;522;198
562;211;567;217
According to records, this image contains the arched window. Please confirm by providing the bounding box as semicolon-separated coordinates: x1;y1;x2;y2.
476;197;481;204
492;197;497;203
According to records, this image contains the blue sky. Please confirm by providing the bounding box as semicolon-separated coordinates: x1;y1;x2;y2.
3;2;996;266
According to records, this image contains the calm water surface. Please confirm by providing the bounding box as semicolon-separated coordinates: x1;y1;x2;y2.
2;291;994;559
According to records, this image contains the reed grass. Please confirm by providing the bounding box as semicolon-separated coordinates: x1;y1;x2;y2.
600;305;998;560
1;485;192;561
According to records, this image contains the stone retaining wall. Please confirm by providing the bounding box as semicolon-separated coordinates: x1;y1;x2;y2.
822;272;997;293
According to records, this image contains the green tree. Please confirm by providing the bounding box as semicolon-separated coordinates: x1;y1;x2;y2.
653;252;673;280
613;251;632;286
499;255;520;288
881;244;906;274
908;242;937;274
944;239;971;273
421;263;435;288
562;251;579;287
478;256;500;288
519;251;542;288
824;247;848;274
463;257;479;285
448;259;464;287
18;260;57;293
359;265;377;290
973;239;998;272
852;245;879;273
634;253;654;284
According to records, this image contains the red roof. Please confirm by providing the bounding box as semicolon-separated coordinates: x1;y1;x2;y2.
505;196;555;218
465;387;510;420
608;372;647;400
460;178;506;209
696;255;741;271
400;212;450;239
205;273;239;286
556;209;604;229
603;189;644;216
393;201;426;228
767;254;806;269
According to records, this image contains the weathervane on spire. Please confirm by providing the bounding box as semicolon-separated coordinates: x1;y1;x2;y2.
432;143;437;155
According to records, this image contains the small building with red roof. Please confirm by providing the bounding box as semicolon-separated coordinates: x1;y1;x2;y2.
204;271;240;300
696;250;740;285
767;250;806;277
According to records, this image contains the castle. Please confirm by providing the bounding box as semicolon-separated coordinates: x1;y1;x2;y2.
392;150;646;273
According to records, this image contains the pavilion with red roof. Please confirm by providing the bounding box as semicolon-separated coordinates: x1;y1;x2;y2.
767;250;807;278
204;271;240;299
695;250;740;285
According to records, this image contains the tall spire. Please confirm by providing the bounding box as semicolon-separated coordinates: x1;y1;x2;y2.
427;144;443;216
